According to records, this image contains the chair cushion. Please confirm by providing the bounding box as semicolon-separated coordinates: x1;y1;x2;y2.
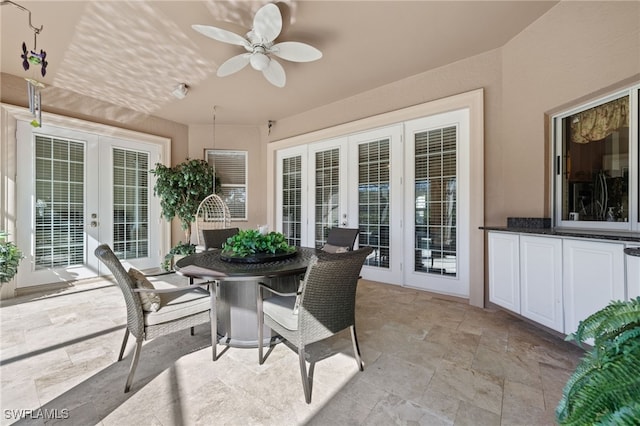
321;243;349;253
128;268;160;312
263;295;298;331
144;281;210;326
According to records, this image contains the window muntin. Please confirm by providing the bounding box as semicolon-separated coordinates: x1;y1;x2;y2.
554;85;639;230
205;150;247;220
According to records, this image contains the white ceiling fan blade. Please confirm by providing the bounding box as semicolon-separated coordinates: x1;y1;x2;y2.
217;53;251;77
253;3;282;43
262;58;286;88
270;41;322;62
192;24;251;49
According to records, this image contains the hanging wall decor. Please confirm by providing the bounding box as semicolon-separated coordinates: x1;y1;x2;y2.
1;0;48;127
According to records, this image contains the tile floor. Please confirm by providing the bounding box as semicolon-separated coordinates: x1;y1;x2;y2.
0;277;584;425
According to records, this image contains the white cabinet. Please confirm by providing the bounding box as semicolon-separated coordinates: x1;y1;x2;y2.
488;232;520;312
562;239;625;335
488;233;563;332
520;235;563;332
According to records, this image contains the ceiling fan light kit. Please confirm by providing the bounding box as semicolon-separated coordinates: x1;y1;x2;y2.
192;3;322;88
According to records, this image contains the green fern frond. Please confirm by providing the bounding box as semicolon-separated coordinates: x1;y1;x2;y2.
595;401;640;425
557;298;640;426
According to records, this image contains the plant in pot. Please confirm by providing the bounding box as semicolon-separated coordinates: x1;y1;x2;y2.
150;158;215;268
0;231;24;285
221;229;296;263
556;297;640;425
161;241;196;271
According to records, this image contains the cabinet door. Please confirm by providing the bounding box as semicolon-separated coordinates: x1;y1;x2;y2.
563;239;625;335
488;232;520;313
520;236;564;332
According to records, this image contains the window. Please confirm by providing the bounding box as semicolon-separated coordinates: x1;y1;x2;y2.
554;84;639;230
205;150;247;220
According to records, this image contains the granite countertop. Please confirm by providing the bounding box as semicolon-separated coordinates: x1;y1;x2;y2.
480;217;640;243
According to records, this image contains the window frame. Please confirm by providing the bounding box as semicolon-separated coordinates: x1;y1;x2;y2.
552;84;639;231
204;149;248;221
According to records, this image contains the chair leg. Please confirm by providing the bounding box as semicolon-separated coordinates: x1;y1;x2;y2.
118;328;129;362
257;285;264;365
299;347;313;404
350;325;364;371
124;338;142;393
210;281;218;361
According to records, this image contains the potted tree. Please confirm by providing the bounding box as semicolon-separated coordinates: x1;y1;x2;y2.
0;231;24;289
556;297;640;425
150;158;215;269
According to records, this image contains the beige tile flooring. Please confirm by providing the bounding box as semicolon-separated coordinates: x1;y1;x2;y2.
0;277;584;425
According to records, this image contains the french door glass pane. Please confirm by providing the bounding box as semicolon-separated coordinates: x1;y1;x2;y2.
314;148;340;248
34;136;85;269
415;126;457;276
113;148;149;259
282;155;302;246
358;139;390;268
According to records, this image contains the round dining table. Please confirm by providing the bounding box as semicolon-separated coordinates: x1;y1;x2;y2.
175;247;322;347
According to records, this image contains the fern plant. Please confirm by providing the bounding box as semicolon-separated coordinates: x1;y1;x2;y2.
222;229;295;258
556;297;640;425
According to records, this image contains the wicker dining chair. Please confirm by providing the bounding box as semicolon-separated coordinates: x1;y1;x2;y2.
321;227;360;252
256;246;373;403
202;227;239;250
94;244;217;393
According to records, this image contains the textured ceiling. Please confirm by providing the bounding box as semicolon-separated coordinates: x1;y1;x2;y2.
0;1;557;126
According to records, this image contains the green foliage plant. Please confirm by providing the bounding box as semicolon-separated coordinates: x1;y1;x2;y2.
222;229;295;258
150;159;215;243
162;241;196;271
0;231;24;284
556;297;640;425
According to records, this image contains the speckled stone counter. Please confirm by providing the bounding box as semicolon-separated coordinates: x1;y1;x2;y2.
624;247;640;257
481;216;640;243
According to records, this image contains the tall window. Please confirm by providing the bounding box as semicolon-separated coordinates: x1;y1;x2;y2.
206;150;247;220
358;139;390;268
34;136;85;268
554;84;639;230
113;148;149;259
314;148;340;247
414;126;457;276
282;155;302;246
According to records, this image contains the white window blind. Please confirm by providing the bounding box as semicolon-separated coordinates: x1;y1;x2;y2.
34;136;85;269
206;150;247;220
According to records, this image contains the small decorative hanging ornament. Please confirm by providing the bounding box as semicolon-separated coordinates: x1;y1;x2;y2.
25;78;44;127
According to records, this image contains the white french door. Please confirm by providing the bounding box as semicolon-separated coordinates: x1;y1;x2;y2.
16;121;163;287
403;109;470;297
348;126;404;284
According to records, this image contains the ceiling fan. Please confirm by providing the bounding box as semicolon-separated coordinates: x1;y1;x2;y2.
192;3;322;88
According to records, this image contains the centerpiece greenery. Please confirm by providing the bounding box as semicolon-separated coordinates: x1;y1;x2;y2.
221;229;295;261
556;297;640;425
0;231;24;285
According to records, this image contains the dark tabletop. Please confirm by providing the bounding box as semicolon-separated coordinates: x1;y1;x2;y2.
174;247;323;279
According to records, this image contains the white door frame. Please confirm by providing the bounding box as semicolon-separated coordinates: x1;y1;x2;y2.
267;89;484;307
6;104;170;288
